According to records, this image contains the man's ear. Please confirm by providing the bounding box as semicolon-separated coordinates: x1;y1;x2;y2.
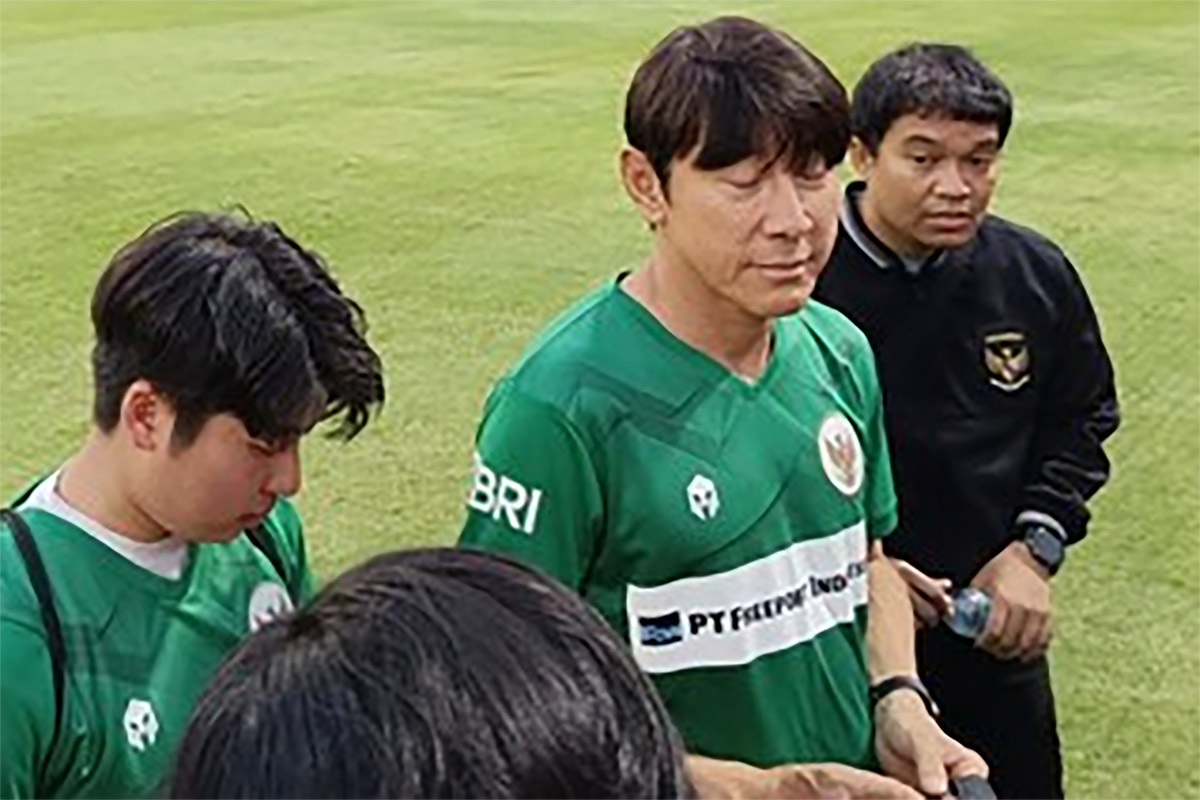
619;146;669;229
849;136;877;180
120;380;172;452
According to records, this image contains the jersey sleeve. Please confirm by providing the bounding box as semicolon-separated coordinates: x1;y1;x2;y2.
851;332;898;540
0;540;58;800
457;381;604;591
263;499;316;603
1017;256;1119;544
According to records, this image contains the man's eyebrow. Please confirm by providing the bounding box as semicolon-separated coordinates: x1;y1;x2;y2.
968;140;1001;153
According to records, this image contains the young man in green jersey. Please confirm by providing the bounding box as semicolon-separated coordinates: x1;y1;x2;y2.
460;16;985;799
0;211;384;799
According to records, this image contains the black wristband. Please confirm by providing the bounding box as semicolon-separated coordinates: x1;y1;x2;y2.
1018;522;1065;576
870;675;939;718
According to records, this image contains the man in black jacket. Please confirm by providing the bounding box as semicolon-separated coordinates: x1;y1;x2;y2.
814;43;1119;799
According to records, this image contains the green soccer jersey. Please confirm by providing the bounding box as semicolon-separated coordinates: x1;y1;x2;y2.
459;281;897;769
0;484;314;799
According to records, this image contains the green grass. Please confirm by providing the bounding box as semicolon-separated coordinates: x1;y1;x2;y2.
1;2;1196;797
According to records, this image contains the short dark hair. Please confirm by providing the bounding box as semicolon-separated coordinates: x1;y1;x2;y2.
168;548;693;799
90;210;384;446
851;43;1013;153
625;16;850;187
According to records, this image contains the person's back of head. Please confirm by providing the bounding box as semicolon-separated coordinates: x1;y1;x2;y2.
168;548;693;799
851;43;1013;154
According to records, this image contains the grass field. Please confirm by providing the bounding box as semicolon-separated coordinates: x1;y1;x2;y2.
1;2;1196;797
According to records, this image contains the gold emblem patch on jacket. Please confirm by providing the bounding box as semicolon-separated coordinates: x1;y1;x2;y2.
983;332;1031;391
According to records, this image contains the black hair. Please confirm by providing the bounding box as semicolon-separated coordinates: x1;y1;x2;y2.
851;43;1013;153
168;548;693;799
625;15;849;188
90;210;384;446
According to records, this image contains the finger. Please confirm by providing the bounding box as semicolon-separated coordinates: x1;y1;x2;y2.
991;602;1026;660
803;764;923;800
1017;609;1047;661
844;770;923;800
894;559;952;593
861;773;924;800
912;736;950;797
910;590;942;628
1022;612;1054;663
977;594;1007;652
895;561;954;610
1042;614;1055;651
943;739;990;780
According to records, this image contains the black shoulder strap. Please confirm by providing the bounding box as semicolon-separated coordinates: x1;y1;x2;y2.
244;523;287;591
2;508;66;763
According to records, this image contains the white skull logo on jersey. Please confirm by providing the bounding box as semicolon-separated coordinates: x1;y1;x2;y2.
818;412;864;496
248;581;293;632
123;698;158;752
687;474;720;521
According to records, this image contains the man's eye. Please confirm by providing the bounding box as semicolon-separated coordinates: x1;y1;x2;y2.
727;176;761;190
795;171;829;189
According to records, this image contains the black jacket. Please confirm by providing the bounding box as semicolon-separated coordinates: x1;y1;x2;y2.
814;184;1119;583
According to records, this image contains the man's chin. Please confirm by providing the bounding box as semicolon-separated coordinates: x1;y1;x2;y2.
923;227;978;251
767;285;814;317
193;525;248;545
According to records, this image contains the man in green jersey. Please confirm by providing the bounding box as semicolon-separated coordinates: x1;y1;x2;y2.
0;211;384;799
461;17;986;798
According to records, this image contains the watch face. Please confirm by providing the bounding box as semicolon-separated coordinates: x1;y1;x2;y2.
1026;526;1065;570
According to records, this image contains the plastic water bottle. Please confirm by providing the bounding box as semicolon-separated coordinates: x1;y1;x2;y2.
945;588;992;640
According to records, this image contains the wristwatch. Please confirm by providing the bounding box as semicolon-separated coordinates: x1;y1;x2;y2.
869;675;939;718
1021;522;1066;576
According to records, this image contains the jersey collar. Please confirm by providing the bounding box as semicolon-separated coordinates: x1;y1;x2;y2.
841;181;948;277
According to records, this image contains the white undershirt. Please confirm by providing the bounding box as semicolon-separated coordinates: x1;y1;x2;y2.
21;471;189;580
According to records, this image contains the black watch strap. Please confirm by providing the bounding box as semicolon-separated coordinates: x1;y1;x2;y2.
870;675;939;718
1020;522;1065;576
